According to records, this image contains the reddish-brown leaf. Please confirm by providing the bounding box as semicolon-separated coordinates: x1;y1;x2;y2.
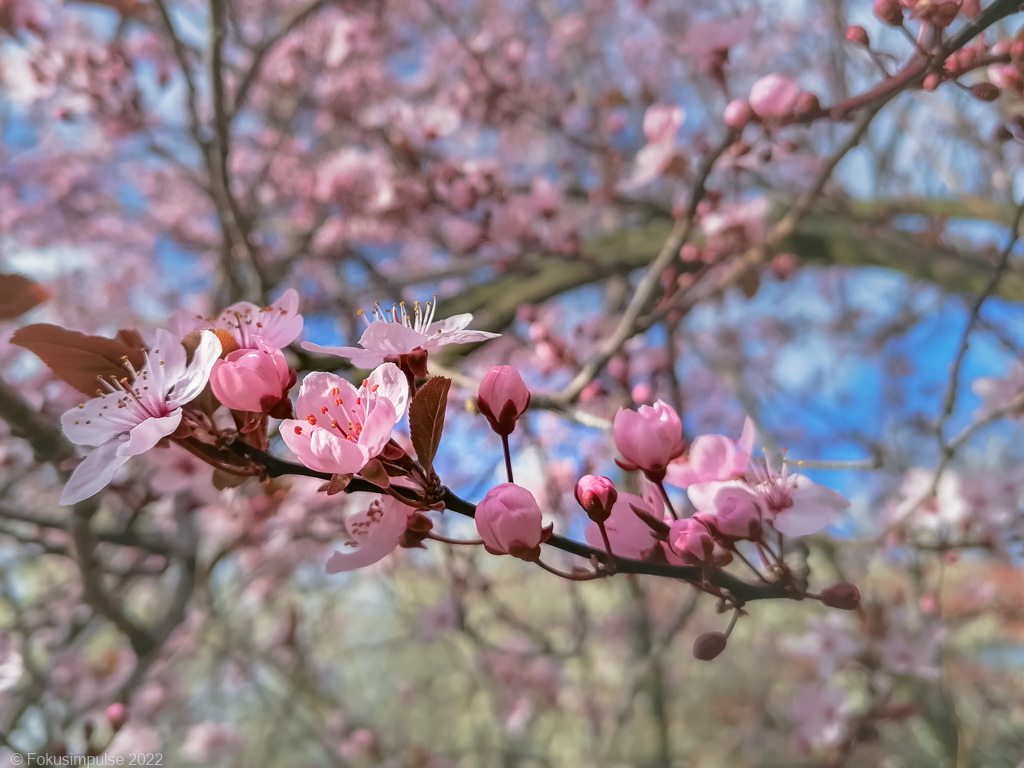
0;273;50;320
10;323;147;395
409;376;452;475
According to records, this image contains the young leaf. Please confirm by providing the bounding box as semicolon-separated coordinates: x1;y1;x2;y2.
11;323;147;395
0;273;50;320
409;376;452;475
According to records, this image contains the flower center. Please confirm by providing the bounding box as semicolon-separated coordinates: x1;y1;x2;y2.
358;296;441;335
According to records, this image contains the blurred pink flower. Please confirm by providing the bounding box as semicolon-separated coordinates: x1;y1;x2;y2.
748;74;801;119
326;495;412;573
210;288;303;350
642;103;684;144
181;721;242;762
476;482;548;560
666;418;755;488
667;517;715;564
754;466;850;536
280;364;409;475
583;487;662;559
303;300;499;368
59;330;221;505
706;484;764;540
613;400;686;475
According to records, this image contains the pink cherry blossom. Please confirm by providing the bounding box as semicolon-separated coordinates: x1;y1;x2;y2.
0;634;23;693
477;365;531;435
475;482;547;560
210;338;293;413
325;495;413;573
754;466;850;536
666;418;755;488
302;299;499;368
59;329;222;505
583;489;662;560
667;517;716;565
280;364;409;476
748;74;801;119
176;289;303;350
642;103;684;144
723;99;754;129
706;484;764;540
613;400;687;475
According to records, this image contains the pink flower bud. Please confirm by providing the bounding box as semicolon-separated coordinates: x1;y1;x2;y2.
723;100;754;130
667;517;715;565
709;485;763;541
210;340;292;413
477;365;531;435
476;483;549;560
613;400;686;476
692;631;727;661
874;0;904;25
846;25;870;47
575;475;618;523
820;582;861;610
105;703;128;731
748;74;801;119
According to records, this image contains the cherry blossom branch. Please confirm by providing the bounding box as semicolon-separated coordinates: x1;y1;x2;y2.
223;440;800;604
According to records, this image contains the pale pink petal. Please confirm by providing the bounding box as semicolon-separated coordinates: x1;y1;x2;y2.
429;328;500;347
426;313;474;334
294;372;358;421
60;439;132;505
356;401;399;458
325;499;409;572
300;342;385;368
664;461;703;488
144;329;188;396
120;412;182;457
358;321;428;355
62;396;134;447
167;330;221;407
366;362;409;417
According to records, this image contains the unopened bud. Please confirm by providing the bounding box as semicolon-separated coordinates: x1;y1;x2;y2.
692;631;728;661
820;582;861;610
105;703;128;731
723;99;754;130
575;475;618;523
846;25;870;47
923;73;942;91
477;365;531;436
874;0;904;26
794;92;821;117
971;82;1000;102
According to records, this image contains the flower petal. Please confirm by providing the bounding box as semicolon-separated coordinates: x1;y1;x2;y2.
167;330;221;407
119;412;182;458
300;342;385;368
366;362;409;418
60;439;132;505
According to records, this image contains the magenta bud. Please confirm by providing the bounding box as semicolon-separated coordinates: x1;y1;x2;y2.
970;82;1000;102
477;365;531;436
873;0;904;26
692;631;728;661
794;92;821;117
574;475;618;523
820;582;861;610
846;25;870;47
105;703;128;731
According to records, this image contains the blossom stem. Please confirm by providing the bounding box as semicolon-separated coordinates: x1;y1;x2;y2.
501;433;514;483
596;521;617;573
535;558;606;581
427;532;484;546
731;547;770;584
654;479;679;520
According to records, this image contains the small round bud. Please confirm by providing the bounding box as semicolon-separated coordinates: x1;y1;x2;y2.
923;73;942;91
105;703;129;731
692;631;728;661
874;0;904;26
723;99;754;130
971;82;1000;102
575;475;618;523
820;582;861;610
846;25;870;47
794;92;821;117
